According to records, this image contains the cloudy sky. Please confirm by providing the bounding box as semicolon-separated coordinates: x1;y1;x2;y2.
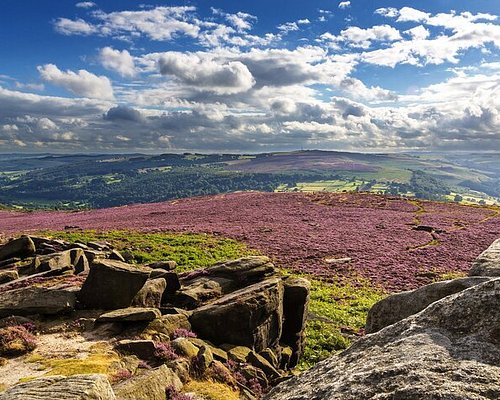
0;0;499;153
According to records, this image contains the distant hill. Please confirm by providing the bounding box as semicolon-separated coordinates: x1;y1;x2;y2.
0;151;498;209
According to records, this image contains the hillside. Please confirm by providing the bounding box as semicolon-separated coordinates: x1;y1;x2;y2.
1;192;499;292
1;151;499;209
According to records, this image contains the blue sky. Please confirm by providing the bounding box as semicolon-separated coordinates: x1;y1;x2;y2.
0;0;499;152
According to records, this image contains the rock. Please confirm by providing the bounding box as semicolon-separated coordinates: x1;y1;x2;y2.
470;238;500;276
366;276;491;333
0;374;115;399
147;260;177;271
83;250;105;264
265;279;500;400
0;270;18;284
190;278;284;352
37;251;73;274
113;364;182;400
259;348;279;369
87;241;109;251
195;345;214;371
70;248;89;274
188;338;228;362
168;359;191;383
131;278;166;308
0;315;35;329
223;345;252;363
247;351;281;380
280;277;310;367
0;286;76;318
240;364;269;389
173;256;277;309
279;346;293;370
0;257;21;269
109;249;126;262
116;339;157;361
0;236;36;261
171;338;199;358
96;307;161;323
78;260;150;309
142;314;191;341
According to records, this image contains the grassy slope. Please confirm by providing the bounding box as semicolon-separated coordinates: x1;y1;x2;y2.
43;230;384;369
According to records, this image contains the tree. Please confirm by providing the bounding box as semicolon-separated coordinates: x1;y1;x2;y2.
453;194;463;203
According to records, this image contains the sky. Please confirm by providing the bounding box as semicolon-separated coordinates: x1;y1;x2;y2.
0;0;499;153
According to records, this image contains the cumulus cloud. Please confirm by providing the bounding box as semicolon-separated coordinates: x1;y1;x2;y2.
158;52;255;94
320;25;401;49
104;106;144;122
339;2;351;10
99;47;136;78
38;64;114;100
54;18;97;35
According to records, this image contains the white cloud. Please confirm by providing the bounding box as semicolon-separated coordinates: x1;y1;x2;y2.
38;64;114;100
404;25;430;40
158;53;255;94
15;82;45;91
225;12;257;32
320;25;401;49
277;22;299;33
75;2;96;9
297;19;311;25
338;2;351;10
99;47;136;78
54;18;97;35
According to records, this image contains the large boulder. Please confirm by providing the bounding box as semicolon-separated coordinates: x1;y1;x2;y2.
366;276;492;333
0;374;115;399
0;236;35;262
190;277;284;352
0;286;76;318
78;260;150;309
280;277;310;367
265;279;500;400
0;270;18;284
131;278;166;308
470;238;500;277
173;256;277;309
113;365;182;400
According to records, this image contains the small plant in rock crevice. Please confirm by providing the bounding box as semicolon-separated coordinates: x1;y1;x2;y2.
154;342;178;362
0;325;37;357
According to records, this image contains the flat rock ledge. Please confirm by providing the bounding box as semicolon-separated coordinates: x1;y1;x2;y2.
0;374;115;400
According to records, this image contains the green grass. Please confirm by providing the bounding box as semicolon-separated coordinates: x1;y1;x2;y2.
40;230;257;273
297;277;386;370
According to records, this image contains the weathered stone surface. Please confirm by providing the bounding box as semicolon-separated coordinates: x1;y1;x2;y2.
222;345;252;363
280;277;310;367
188;338;228;362
37;251;73;274
0;374;115;399
265;279;500;400
470;238;500;277
0;236;35;262
171;338;199;358
0;270;18;284
131;278;166;308
142;314;191;341
116;339;157;360
366;276;491;333
96;307;161;323
247;351;281;380
114;364;182;400
108;249;125;262
70;248;89;274
78;260;150;309
173;256;277;309
147;260;177;271
195;345;214;371
190;278;284;352
0;257;21;269
0;286;76;318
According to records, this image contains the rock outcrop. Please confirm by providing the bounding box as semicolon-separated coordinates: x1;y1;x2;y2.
266;278;500;400
0;236;35;262
189;277;284;352
470;238;500;277
0;374;116;400
365;276;491;333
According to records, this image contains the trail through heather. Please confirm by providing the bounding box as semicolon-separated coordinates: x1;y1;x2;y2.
1;192;499;291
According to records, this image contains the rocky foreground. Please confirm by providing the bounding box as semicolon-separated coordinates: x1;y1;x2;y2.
0;235;309;399
265;238;500;400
